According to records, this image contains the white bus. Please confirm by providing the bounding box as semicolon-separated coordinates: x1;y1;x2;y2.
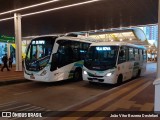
83;42;147;84
24;35;94;82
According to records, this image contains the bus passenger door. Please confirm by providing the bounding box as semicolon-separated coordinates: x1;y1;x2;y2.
118;46;132;81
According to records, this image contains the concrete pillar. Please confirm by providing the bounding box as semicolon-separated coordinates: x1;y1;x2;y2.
153;0;160;113
7;43;10;58
14;13;22;71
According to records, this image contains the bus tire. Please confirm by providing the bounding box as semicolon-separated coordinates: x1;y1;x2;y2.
73;68;82;81
117;74;123;85
136;69;141;78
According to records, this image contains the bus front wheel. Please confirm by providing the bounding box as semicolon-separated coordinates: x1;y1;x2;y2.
73;68;82;81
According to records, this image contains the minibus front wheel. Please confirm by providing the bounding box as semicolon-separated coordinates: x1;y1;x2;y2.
117;74;123;85
73;68;82;81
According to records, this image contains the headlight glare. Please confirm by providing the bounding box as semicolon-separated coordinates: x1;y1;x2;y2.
83;71;87;75
106;72;112;76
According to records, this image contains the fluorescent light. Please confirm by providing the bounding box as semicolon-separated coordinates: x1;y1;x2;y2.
120;39;123;41
0;0;60;16
22;0;100;17
0;0;100;22
0;17;14;22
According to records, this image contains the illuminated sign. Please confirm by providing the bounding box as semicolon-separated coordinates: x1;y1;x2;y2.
80;50;85;53
96;47;111;51
32;40;45;44
0;35;15;43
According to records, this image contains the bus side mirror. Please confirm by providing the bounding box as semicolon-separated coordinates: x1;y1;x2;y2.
119;50;124;57
50;53;58;71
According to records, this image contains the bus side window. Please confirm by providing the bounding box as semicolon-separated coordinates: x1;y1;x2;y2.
56;40;71;67
139;49;143;61
134;48;139;61
79;43;90;60
129;47;135;61
71;41;80;61
143;49;147;62
118;46;127;64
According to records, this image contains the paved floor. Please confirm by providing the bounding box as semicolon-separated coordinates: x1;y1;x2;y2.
49;73;155;119
0;66;25;86
48;63;157;119
0;63;159;119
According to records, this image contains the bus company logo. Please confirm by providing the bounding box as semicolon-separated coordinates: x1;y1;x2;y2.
2;112;11;117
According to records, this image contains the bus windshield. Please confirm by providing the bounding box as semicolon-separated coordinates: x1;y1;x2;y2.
84;46;119;71
25;36;57;71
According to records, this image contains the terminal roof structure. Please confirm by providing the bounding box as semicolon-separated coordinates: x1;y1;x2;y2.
69;28;150;45
0;0;158;36
88;28;147;42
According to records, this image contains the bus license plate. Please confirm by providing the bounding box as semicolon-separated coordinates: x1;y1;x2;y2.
30;75;35;79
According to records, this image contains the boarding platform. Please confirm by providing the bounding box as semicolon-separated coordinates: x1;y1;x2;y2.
0;66;26;86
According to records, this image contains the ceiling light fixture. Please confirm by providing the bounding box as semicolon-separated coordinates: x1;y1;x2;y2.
0;0;100;22
0;17;14;22
22;0;100;17
0;0;60;16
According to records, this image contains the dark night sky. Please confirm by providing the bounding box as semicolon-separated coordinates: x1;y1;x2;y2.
0;0;158;37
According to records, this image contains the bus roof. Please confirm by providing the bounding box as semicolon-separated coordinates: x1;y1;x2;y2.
30;35;59;41
56;36;96;43
90;42;146;49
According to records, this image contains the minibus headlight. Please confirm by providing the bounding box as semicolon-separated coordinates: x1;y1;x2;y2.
83;71;88;75
106;71;115;76
106;73;112;76
40;70;47;76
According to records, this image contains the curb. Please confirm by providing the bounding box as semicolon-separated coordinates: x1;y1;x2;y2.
0;79;30;87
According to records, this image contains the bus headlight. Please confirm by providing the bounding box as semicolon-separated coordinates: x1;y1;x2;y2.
106;73;112;76
40;70;47;76
106;69;115;77
106;71;115;76
83;71;88;75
